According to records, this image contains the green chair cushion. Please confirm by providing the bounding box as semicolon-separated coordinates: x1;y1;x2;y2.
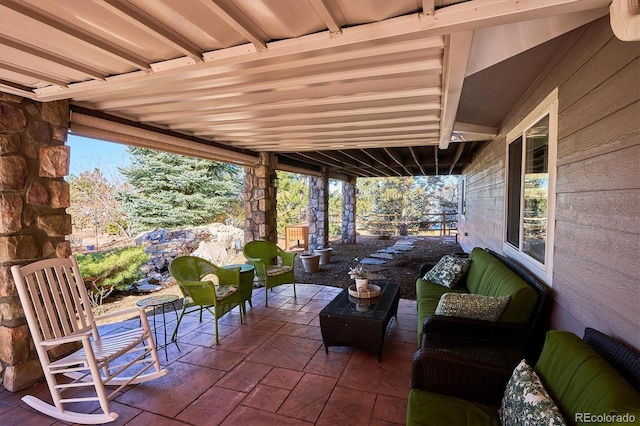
407;389;499;426
266;265;293;276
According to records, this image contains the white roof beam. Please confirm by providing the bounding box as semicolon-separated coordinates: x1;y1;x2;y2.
96;0;203;63
422;0;435;16
0;34;106;80
439;31;473;149
309;0;343;33
0;0;150;71
0;60;68;87
198;0;268;51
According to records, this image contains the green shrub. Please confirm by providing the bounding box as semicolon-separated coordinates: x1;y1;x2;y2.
77;246;150;306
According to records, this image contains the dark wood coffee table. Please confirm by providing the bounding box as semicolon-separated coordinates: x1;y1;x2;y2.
319;281;400;362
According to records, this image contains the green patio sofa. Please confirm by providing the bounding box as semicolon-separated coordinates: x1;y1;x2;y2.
407;329;640;425
416;247;548;356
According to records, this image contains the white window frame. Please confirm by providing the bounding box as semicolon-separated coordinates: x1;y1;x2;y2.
503;88;558;285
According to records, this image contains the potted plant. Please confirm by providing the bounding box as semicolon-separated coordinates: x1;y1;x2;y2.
348;266;369;290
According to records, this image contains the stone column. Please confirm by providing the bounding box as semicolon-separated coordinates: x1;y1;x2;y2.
244;152;278;243
341;178;357;244
308;168;329;250
0;94;71;392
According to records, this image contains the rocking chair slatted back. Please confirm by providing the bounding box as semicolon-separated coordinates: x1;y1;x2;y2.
17;257;96;346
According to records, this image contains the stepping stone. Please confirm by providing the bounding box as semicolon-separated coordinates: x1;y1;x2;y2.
371;252;394;260
395;240;416;245
360;258;387;265
379;248;405;254
367;272;387;280
391;245;414;251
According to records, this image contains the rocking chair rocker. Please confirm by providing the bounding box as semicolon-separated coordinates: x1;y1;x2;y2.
11;255;167;424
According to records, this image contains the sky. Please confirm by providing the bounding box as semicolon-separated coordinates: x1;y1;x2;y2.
67;135;130;182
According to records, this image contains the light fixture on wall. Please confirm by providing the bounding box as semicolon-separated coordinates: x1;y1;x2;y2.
270;174;279;188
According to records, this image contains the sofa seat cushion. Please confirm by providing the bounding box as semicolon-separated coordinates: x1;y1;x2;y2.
535;331;640;422
407;389;499;426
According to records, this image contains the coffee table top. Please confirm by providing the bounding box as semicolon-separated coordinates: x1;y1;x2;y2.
321;281;399;320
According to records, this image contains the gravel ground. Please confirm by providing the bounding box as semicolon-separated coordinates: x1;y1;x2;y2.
287;234;462;300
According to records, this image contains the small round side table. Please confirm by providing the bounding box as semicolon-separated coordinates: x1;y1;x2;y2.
222;264;255;314
136;294;180;361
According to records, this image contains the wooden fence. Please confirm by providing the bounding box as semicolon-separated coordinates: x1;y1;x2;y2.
356;212;458;236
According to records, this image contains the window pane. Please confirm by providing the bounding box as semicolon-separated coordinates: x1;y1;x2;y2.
506;137;522;247
523;115;549;264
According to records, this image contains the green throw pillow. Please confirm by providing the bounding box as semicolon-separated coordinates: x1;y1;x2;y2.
435;293;510;321
499;359;567;426
423;255;472;288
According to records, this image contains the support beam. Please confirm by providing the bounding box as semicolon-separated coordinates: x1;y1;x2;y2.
97;0;203;63
309;0;343;33
409;147;426;175
439;31;473;149
448;142;465;174
199;0;268;51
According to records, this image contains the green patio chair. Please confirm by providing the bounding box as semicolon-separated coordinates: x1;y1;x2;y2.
243;240;296;307
169;256;243;344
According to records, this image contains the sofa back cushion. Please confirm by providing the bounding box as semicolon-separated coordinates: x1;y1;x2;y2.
465;248;537;324
535;331;639;422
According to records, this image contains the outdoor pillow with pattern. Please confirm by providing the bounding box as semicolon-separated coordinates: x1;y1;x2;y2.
266;265;293;276
215;285;238;300
435;292;510;321
499;359;567;426
423;255;472;288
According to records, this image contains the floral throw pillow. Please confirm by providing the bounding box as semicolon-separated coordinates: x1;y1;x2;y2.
435;293;510;321
499;360;567;426
423;255;472;288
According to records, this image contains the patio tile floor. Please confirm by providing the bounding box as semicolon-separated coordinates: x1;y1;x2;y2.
0;284;418;425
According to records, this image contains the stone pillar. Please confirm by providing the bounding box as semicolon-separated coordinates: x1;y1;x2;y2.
0;94;71;392
308;168;329;250
341;178;357;244
244;152;278;243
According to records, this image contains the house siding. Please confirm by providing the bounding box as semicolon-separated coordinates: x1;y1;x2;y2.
458;16;640;348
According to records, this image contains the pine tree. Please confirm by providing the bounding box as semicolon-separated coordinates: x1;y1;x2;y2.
118;147;243;231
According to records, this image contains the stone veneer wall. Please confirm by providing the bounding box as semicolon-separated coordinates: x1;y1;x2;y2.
341;179;356;244
244;152;278;243
0;94;71;392
308;169;329;250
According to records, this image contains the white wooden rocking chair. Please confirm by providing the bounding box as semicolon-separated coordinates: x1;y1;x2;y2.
11;255;168;424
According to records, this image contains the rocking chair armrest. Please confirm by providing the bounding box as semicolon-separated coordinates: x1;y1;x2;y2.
94;306;144;322
39;330;93;347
